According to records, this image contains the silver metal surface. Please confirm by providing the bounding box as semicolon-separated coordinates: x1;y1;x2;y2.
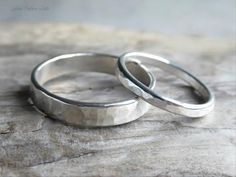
30;53;156;127
116;52;214;117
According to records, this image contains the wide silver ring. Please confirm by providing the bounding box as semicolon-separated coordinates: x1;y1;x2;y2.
116;52;214;118
30;53;156;127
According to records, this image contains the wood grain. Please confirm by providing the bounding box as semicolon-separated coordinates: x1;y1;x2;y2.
0;23;235;177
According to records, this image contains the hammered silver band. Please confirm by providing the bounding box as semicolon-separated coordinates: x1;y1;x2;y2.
30;53;156;127
116;52;214;117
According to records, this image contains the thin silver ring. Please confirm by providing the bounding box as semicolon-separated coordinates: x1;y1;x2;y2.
30;53;156;127
116;52;214;117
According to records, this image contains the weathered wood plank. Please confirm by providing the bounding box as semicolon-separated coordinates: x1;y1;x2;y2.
0;23;235;177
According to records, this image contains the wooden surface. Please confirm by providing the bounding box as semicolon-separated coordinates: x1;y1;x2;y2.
0;23;235;177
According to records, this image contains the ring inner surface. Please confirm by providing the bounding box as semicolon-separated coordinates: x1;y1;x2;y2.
34;54;151;104
124;55;210;104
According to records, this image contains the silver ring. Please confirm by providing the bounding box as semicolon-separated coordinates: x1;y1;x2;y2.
116;52;214;117
30;53;156;127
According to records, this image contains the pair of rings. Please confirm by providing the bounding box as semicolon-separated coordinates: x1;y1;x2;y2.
30;52;214;127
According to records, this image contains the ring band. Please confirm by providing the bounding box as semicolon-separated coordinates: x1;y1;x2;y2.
116;52;214;117
30;53;156;127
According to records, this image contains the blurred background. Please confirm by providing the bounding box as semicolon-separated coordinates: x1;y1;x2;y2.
0;0;235;38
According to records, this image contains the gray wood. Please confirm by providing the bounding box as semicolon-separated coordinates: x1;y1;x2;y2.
0;23;235;177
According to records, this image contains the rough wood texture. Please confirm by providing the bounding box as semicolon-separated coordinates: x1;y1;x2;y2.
0;23;235;177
